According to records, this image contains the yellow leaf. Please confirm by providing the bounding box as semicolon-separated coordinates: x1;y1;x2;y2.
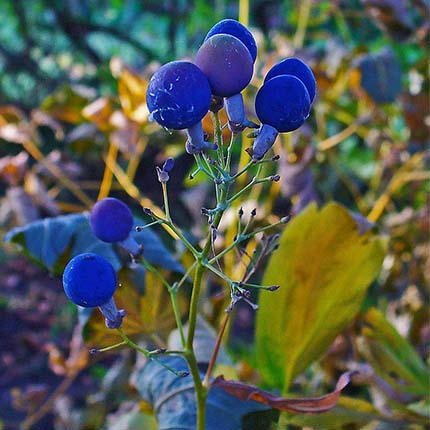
255;202;385;392
117;67;149;124
83;268;188;347
140;270;188;339
82;97;115;132
40;85;90;124
83;269;145;346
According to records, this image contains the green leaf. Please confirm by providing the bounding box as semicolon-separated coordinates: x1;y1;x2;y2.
4;213;183;275
357;308;430;396
255;202;385;391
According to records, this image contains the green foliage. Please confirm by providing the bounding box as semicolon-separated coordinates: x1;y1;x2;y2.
358;308;430;397
256;203;386;391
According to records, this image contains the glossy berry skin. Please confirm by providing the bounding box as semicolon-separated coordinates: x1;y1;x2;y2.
63;253;117;307
195;34;253;98
90;197;133;243
146;61;211;130
205;19;257;63
265;58;316;102
255;75;311;133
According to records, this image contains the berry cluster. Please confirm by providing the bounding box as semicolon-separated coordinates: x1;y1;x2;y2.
61;18;316;353
146;18;315;158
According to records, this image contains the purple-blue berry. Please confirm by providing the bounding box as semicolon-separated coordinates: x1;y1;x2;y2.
146;61;211;130
195;34;255;131
146;61;214;154
90;197;133;243
205;19;257;63
63;253;125;329
63;253;117;307
252;75;311;160
265;57;316;103
195;34;253;98
256;75;311;133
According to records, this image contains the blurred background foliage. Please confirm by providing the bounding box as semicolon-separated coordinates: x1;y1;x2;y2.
0;0;429;429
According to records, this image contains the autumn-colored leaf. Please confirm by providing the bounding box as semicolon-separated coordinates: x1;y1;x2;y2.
212;371;357;413
114;61;149;124
83;268;146;346
255;203;385;392
0;105;25;125
83;268;188;346
40;85;90;124
82;97;115;132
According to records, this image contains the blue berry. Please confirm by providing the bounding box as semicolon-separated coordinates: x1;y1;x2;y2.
195;34;253;98
63;253;117;307
90;197;133;243
265;58;316;103
205;19;257;63
146;61;211;130
252;75;311;160
256;75;311;133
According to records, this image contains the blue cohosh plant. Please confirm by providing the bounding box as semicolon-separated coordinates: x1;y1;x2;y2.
60;19;331;430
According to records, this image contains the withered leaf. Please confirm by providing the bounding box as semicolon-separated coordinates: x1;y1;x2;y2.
212;371;357;413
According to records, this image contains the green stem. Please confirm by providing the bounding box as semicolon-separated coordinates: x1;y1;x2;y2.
226;169;268;205
186;262;208;430
171;290;186;348
136;219;163;231
150;212;200;258
185;179;227;430
117;328;187;376
173;261;197;292
212;111;224;167
229;160;254;181
205;262;233;284
226;132;238;172
162;182;171;222
140;259;187;349
96;340;127;353
209;238;241;264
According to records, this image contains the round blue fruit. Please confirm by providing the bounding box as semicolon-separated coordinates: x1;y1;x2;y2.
255;75;311;133
146;61;211;130
205;19;257;63
195;34;253;97
63;253;117;307
265;58;316;102
90;197;133;243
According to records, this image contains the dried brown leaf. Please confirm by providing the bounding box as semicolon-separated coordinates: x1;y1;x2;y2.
212;371;357;413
